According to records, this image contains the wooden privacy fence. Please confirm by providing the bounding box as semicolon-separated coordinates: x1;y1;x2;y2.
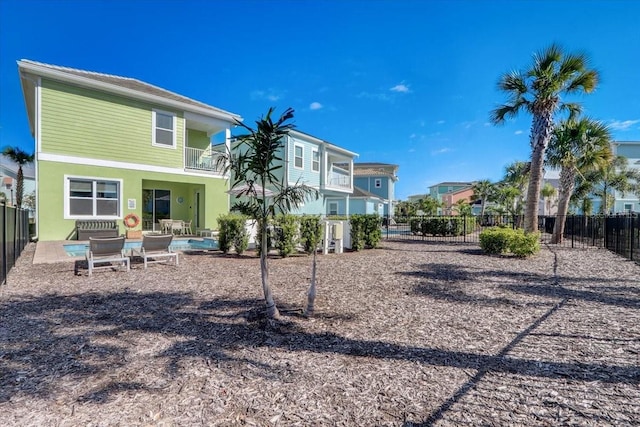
1;204;30;285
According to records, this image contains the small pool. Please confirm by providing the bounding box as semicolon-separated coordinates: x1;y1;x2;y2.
64;238;219;257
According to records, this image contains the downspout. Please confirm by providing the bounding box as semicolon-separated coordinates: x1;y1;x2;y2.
22;73;40;241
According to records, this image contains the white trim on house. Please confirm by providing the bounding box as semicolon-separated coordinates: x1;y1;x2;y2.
293;143;304;170
39;153;227;178
63;174;124;220
152;109;177;149
18;60;242;123
35;76;42;239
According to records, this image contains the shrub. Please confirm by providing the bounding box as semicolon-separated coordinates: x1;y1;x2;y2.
273;214;299;257
508;229;540;257
363;214;382;248
479;227;540;257
479;227;512;254
218;213;248;255
349;214;381;250
349;215;366;251
300;215;322;253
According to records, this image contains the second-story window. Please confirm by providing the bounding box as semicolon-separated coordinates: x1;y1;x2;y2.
294;144;304;169
375;178;382;188
153;110;176;148
312;149;320;172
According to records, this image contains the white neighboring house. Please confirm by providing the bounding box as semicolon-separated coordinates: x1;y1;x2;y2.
0;154;36;215
612;141;640;213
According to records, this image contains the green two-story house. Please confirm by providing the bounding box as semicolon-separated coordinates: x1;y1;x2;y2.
18;60;241;241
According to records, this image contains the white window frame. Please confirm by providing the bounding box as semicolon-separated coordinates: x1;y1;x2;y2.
294;143;304;170
311;148;320;172
374;178;382;188
328;201;338;216
152;109;177;149
64;175;123;219
624;203;633;212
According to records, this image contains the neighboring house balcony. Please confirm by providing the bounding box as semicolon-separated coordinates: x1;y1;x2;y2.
323;157;353;193
183;112;231;175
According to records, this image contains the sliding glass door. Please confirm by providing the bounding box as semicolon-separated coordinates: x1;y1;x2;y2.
142;189;170;231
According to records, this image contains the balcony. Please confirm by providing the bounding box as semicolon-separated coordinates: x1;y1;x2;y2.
326;165;351;190
185;146;224;173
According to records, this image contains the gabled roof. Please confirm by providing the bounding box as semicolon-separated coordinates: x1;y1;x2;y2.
288;129;358;158
18;60;242;134
429;181;474;189
353;162;399;181
352;186;383;200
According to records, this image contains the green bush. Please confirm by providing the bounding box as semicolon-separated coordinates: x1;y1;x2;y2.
218;213;248;255
479;227;540;257
273;214;299;257
349;215;366;251
508;229;540;257
479;227;512;254
349;214;381;250
363;214;382;248
413;216;477;236
300;215;322;253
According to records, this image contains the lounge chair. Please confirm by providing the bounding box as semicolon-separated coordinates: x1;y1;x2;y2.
86;236;130;276
131;234;179;269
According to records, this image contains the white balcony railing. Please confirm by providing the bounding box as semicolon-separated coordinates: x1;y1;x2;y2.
327;166;351;189
185;146;224;173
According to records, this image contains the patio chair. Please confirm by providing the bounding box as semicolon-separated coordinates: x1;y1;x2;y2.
182;220;193;235
85;236;130;276
131;234;179;269
171;220;183;235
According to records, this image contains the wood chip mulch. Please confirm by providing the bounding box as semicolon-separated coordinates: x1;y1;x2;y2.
1;240;639;426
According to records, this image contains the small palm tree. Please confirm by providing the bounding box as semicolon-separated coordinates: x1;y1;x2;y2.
452;199;472;216
2;146;34;209
502;161;530;216
546;117;612;243
222;107;318;319
540;182;557;216
491;44;599;232
580;155;640;214
472;179;494;218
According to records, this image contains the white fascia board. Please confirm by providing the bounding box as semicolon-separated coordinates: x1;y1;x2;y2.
323;142;359;158
18;60;242;124
289;130;324;145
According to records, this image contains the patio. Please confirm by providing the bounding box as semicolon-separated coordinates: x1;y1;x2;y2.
1;240;638;425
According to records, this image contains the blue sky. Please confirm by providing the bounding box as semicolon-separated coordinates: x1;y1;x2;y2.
1;0;639;199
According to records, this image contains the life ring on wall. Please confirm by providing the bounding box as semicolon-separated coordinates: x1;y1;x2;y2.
123;213;141;228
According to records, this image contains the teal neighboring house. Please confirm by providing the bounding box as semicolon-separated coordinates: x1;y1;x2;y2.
429;182;474;214
18;60;241;241
352;162;398;217
231;129;357;216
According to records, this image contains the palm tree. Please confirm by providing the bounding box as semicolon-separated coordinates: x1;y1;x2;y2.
491;44;599;233
502;161;530;216
452;199;472;216
2;146;34;209
222;107;317;319
580;155;640;214
471;179;494;218
546;118;612;243
417;196;441;215
540;182;557;216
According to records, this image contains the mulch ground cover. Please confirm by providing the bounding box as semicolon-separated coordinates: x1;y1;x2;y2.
1;240;639;426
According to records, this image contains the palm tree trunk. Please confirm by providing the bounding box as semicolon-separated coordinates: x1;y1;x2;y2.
16;168;24;209
304;248;317;317
260;218;279;319
551;168;575;244
525;112;554;233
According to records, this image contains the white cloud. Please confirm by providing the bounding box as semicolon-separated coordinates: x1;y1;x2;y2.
609;119;640;131
514;130;524;135
437;120;445;125
390;83;410;93
250;89;282;102
309;102;323;110
431;148;451;155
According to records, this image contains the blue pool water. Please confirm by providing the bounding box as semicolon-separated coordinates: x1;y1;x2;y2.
64;238;218;257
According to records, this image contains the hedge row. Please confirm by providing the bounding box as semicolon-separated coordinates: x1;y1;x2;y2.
410;216;477;237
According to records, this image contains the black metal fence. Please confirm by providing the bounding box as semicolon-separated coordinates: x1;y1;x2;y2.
382;213;640;264
1;204;30;285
